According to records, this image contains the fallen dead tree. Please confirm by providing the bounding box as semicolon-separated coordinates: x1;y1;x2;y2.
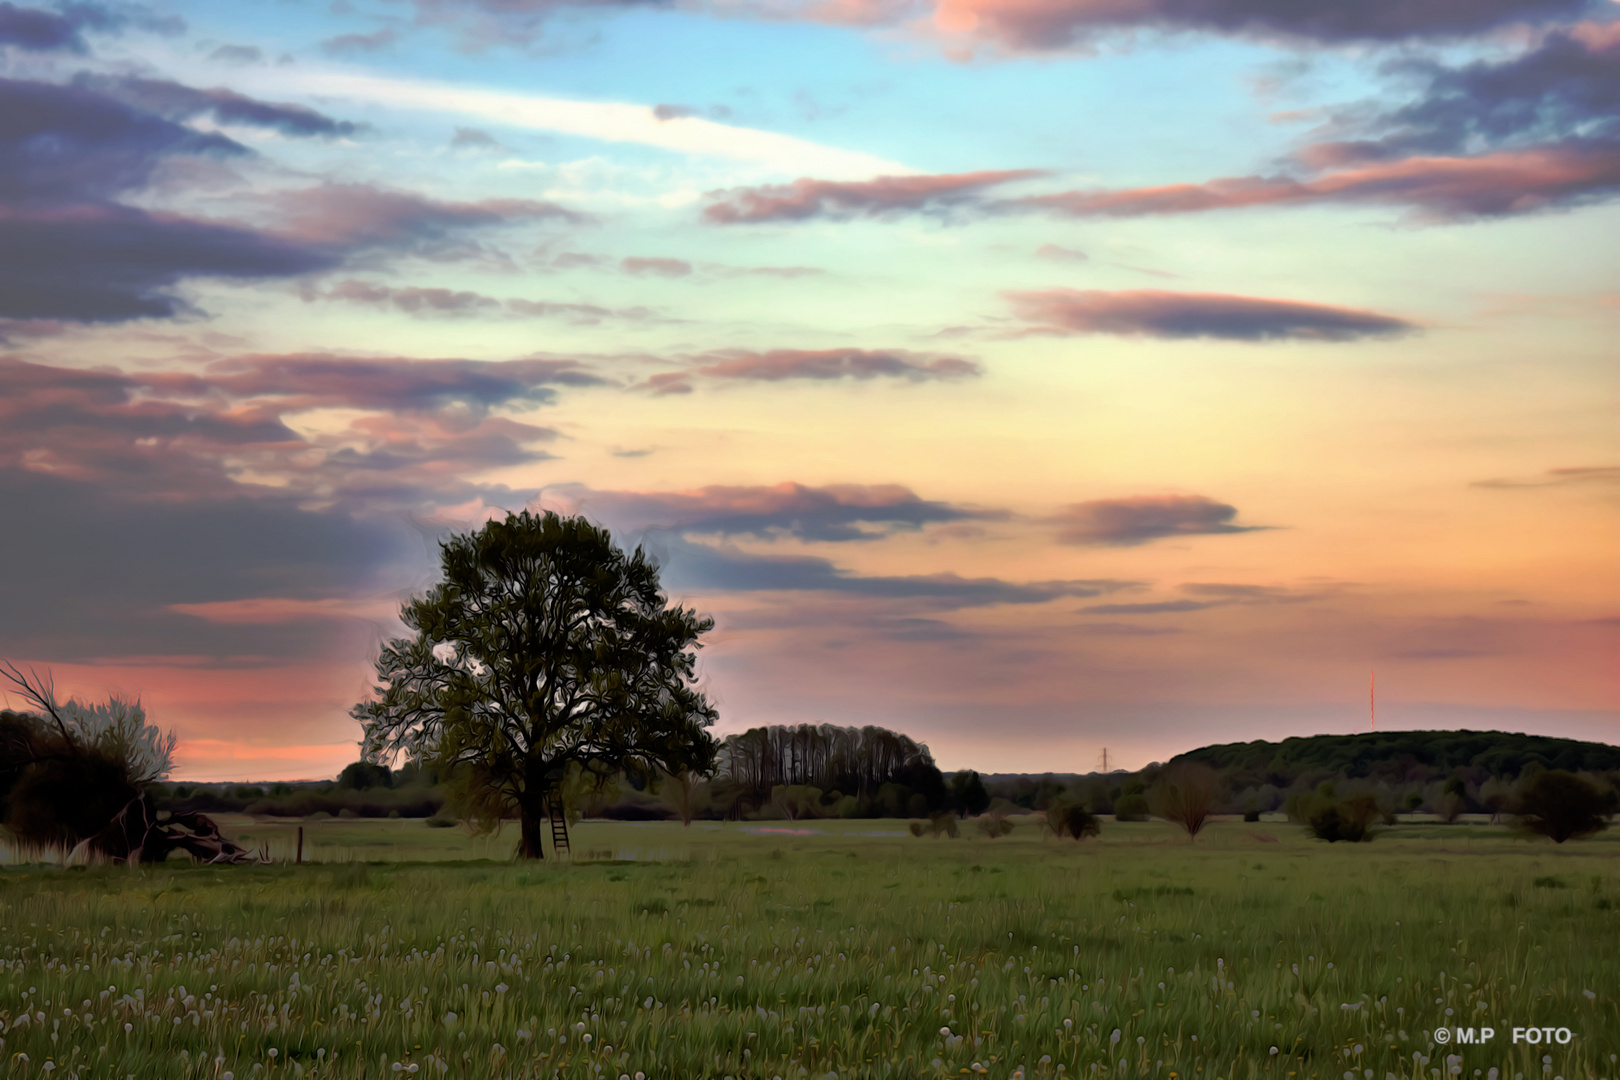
72;793;262;865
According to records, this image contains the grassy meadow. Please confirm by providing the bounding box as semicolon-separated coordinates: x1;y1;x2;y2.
1;817;1615;1080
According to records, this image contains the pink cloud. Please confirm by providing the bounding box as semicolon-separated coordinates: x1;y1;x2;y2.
704;169;1044;223
1016;146;1620;222
926;0;1588;52
1050;495;1265;545
321;279;500;314
621;255;694;276
1005;288;1416;341
636;348;982;393
560;480;1002;540
267;183;580;251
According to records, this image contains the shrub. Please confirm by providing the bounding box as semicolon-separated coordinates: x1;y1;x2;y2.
0;669;177;856
1513;770;1610;843
425;814;458;828
1150;762;1220;840
1306;794;1381;843
1043;800;1099;840
976;814;1014;838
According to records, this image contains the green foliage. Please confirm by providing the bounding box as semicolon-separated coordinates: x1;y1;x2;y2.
353;510;718;858
715;724;944;818
911;811;959;838
947;769;989;818
975;813;1014;838
2;740;138;851
1513;770;1611;843
338;761;394;790
1289;788;1382;842
1112;792;1149;821
1045;801;1100;840
1177;729;1620;783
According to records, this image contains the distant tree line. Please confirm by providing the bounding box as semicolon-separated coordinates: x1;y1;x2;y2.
148;760;445;820
52;722;1617;852
707;724;949;818
1176;730;1620;786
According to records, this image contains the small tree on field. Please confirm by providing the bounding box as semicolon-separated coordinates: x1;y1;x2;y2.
1150;761;1220;841
353;510;719;859
1513;770;1610;843
1441;775;1468;823
658;768;709;827
1479;777;1512;824
948;769;990;818
1045;800;1100;840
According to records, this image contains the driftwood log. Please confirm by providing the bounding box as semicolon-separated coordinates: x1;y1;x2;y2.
70;793;262;865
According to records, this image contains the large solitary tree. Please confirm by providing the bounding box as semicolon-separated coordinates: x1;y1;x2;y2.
353;510;719;858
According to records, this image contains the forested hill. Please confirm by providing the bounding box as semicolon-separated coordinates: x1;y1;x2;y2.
1171;729;1620;782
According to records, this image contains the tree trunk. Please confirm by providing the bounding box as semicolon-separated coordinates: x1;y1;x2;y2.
518;796;547;859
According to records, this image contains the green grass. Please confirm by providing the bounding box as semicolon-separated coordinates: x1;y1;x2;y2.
0;817;1615;1079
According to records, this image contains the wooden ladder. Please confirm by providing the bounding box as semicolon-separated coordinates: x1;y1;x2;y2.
548;799;571;859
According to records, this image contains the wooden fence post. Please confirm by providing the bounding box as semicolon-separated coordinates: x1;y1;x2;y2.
296;826;304;865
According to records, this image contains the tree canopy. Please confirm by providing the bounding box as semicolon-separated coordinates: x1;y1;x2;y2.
1173;730;1620;785
353;510;719;858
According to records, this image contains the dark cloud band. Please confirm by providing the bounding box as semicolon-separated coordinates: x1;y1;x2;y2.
1050;495;1265;546
1005;288;1415;341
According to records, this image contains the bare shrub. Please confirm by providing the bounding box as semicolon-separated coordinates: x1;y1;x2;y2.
1149;762;1220;840
976;812;1014;838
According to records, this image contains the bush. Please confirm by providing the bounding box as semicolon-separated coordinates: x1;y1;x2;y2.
911;812;958;838
1306;794;1381;843
0;678;175;855
425;814;458;828
1513;771;1610;843
1044;800;1099;840
976;814;1014;838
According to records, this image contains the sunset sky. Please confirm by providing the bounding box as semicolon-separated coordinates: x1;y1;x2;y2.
1;0;1616;780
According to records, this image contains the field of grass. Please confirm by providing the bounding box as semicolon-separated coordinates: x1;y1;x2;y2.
1;817;1615;1079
